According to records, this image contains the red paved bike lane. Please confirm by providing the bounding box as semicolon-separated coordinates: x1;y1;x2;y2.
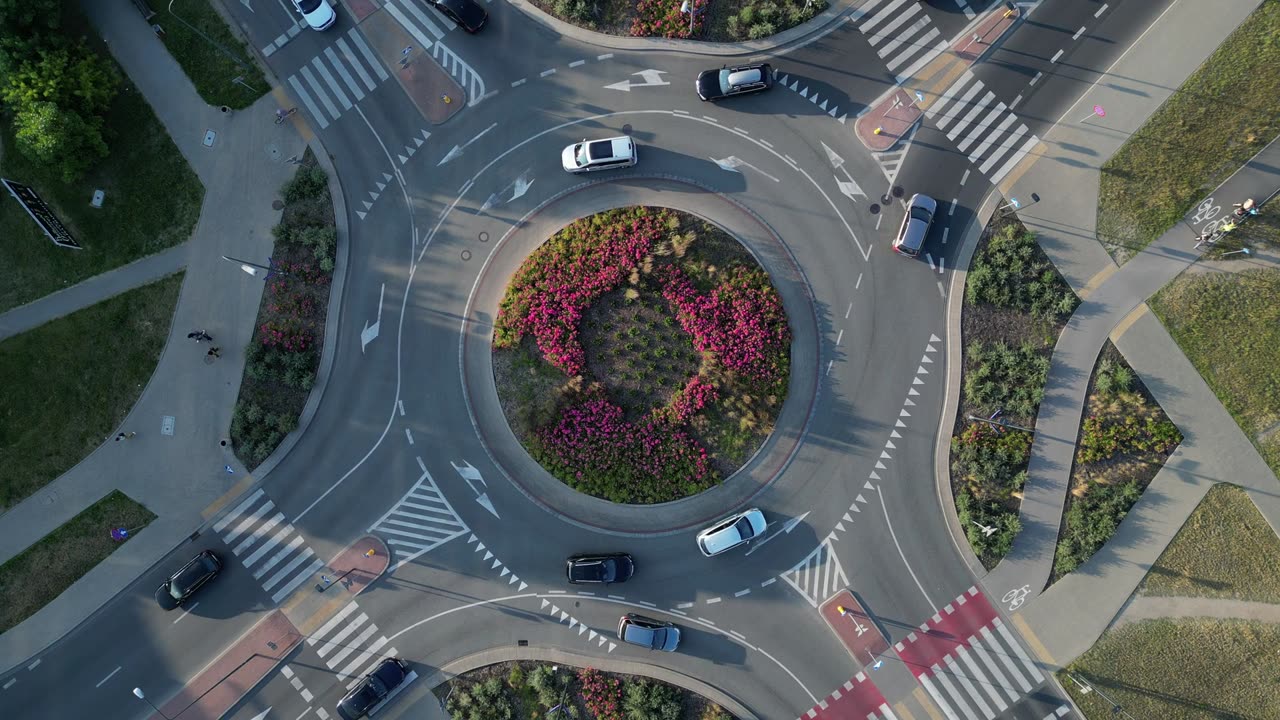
797;671;895;720
892;586;1000;680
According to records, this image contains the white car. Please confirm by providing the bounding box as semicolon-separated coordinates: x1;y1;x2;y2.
293;0;336;30
697;508;767;557
561;136;638;173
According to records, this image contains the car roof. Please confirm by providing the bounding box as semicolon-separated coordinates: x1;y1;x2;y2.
727;68;763;86
587;137;632;161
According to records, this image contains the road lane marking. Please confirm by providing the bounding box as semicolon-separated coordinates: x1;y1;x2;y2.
874;486;937;611
705;597;722;604
2;678;14;690
734;589;751;597
1072;26;1086;40
511;78;526;87
569;60;585;68
540;68;556;77
1050;49;1064;64
597;53;613;60
26;660;39;671
1095;4;1109;17
172;602;200;625
95;666;121;688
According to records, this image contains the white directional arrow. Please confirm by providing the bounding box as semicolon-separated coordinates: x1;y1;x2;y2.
437;122;497;166
510;172;535;201
820;141;867;203
360;283;385;354
745;511;810;556
479;192;501;213
240;0;254;11
247;709;270;720
709;156;780;182
480;170;536;215
604;69;669;92
451;460;500;518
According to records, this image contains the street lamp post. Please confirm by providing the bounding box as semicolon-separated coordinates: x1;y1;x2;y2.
132;687;172;720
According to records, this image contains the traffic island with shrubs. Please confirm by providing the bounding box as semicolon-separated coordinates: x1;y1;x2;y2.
230;152;335;468
1051;342;1181;581
492;206;791;504
951;218;1078;568
438;662;734;720
526;0;824;41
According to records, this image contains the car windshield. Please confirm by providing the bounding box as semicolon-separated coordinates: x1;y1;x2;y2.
733;517;754;539
599;560;616;582
909;205;933;222
574;143;589;166
165;581;184;600
297;0;323;11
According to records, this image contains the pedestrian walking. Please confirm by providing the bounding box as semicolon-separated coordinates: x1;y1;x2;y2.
207;347;222;359
115;431;137;441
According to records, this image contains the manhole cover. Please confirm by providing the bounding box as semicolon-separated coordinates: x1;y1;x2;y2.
272;199;284;211
478;231;489;243
461;250;472;261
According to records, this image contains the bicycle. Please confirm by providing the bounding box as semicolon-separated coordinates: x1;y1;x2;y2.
274;107;298;124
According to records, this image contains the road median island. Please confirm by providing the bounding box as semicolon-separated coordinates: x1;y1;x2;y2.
0;272;185;511
0;490;154;635
523;0;824;41
1095;0;1280;263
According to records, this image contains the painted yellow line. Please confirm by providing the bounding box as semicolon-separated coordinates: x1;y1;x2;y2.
200;474;256;521
1077;263;1119;300
1010;612;1056;665
912;686;946;720
894;700;918;720
1110;303;1149;342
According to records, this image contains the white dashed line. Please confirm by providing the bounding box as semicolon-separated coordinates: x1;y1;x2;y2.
608;595;626;600
697;617;717;625
577;591;595;596
729;630;747;641
1095;4;1109;17
172;602;200;625
942;227;950;244
758;139;773;148
1072;26;1086;40
26;660;39;671
1010;93;1023;110
95;667;121;688
761;577;777;587
597;53;614;60
702;115;718;123
855;273;863;290
404;428;414;445
540;68;556;77
569;60;585;68
511;79;526;87
1050;49;1064;64
733;127;750;135
1029;71;1043;86
706;597;722;604
2;678;14;690
836;329;844;345
734;589;751;597
637;600;657;607
668;608;688;616
677;602;695;609
960;169;971;185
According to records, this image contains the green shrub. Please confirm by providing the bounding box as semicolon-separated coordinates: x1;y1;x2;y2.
747;22;776;40
956;487;1021;561
624;679;683;720
282;165;328;203
1078;414;1181;463
447;677;514;720
967;225;1078;320
1055;481;1142;575
963;341;1050;418
951;423;1031;504
700;704;731;720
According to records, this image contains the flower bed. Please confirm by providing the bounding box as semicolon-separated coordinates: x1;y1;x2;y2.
438;661;734;720
492;207;791;504
525;0;824;41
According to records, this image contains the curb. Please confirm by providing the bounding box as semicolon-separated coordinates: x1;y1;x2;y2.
504;0;857;57
421;646;758;720
931;189;1002;581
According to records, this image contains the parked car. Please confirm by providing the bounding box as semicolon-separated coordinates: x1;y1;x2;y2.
428;0;488;33
696;508;767;557
892;193;937;257
561;136;638;173
337;657;411;720
292;0;337;30
566;553;635;584
696;63;775;101
617;614;680;652
154;550;222;610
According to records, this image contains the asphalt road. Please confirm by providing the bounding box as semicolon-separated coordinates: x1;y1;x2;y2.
9;1;1180;719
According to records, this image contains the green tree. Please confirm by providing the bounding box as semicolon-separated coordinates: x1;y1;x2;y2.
1;38;119;113
13;101;109;182
0;0;63;34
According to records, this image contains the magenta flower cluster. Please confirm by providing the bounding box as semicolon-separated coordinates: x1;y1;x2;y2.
661;266;791;384
534;392;715;504
654;375;719;425
630;0;708;38
493;209;673;375
578;668;624;720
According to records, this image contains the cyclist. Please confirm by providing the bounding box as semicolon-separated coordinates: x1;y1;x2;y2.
1233;198;1259;219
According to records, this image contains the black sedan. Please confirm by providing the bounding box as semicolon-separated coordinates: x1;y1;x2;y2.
566;553;635;584
337;657;411;720
154;550;221;610
429;0;487;33
696;63;775;101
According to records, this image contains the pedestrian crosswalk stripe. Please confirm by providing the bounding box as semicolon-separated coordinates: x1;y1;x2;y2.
966;636;1020;703
214;488;264;533
328;624;379;667
324;46;366;101
271;557;323;603
318;613;370;658
979;124;1029;175
946;655;993;718
338;634;391;679
990;134;1041;185
956;106;1005;153
347;31;389;82
310;56;351;111
243;524;296;569
391;0;446;41
878;17;925;62
262;546;316;592
254;534;305;580
310;601;361;644
930;663;977;720
336;37;378;91
234;511;285;555
968;114;1017;159
956;646;1009;712
933;82;983;130
287;75;328;130
223;498;275;545
300;65;340;121
919;675;960;720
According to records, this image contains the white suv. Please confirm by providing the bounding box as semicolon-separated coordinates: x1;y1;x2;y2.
697;508;767;557
562;136;638;173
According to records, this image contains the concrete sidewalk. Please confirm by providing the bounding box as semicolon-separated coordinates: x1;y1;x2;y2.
0;0;310;676
975;0;1280;666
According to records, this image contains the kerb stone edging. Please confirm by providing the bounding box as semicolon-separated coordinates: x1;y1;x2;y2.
932;189;1003;579
421;646;758;720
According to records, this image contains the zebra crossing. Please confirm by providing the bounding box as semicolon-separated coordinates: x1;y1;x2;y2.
854;0;950;84
781;539;849;608
894;587;1046;720
923;69;1041;186
368;465;470;571
213;489;324;605
281;0;485;130
307;598;400;686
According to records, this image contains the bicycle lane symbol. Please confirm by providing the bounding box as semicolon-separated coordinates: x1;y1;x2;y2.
1002;584;1030;611
1191;197;1224;234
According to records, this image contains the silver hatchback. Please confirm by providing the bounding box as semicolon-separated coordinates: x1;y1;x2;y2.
893;193;937;257
696;508;767;557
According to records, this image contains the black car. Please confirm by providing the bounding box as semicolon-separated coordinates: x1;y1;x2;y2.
429;0;487;33
154;550;222;610
696;63;775;101
337;657;411;720
566;553;635;584
618;614;680;652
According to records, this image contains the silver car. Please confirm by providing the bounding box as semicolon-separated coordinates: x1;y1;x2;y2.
561;136;638;173
892;193;937;257
696;508;767;557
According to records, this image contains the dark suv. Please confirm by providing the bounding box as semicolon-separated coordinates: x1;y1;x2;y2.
154;550;222;610
696;63;775;101
566;553;635;584
337;657;411;719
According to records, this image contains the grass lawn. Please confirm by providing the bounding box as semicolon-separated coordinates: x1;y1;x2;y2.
0;72;202;313
1149;268;1280;479
144;0;268;109
1059;618;1280;720
0;490;155;634
1139;483;1280;603
1095;0;1280;263
0;273;184;510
